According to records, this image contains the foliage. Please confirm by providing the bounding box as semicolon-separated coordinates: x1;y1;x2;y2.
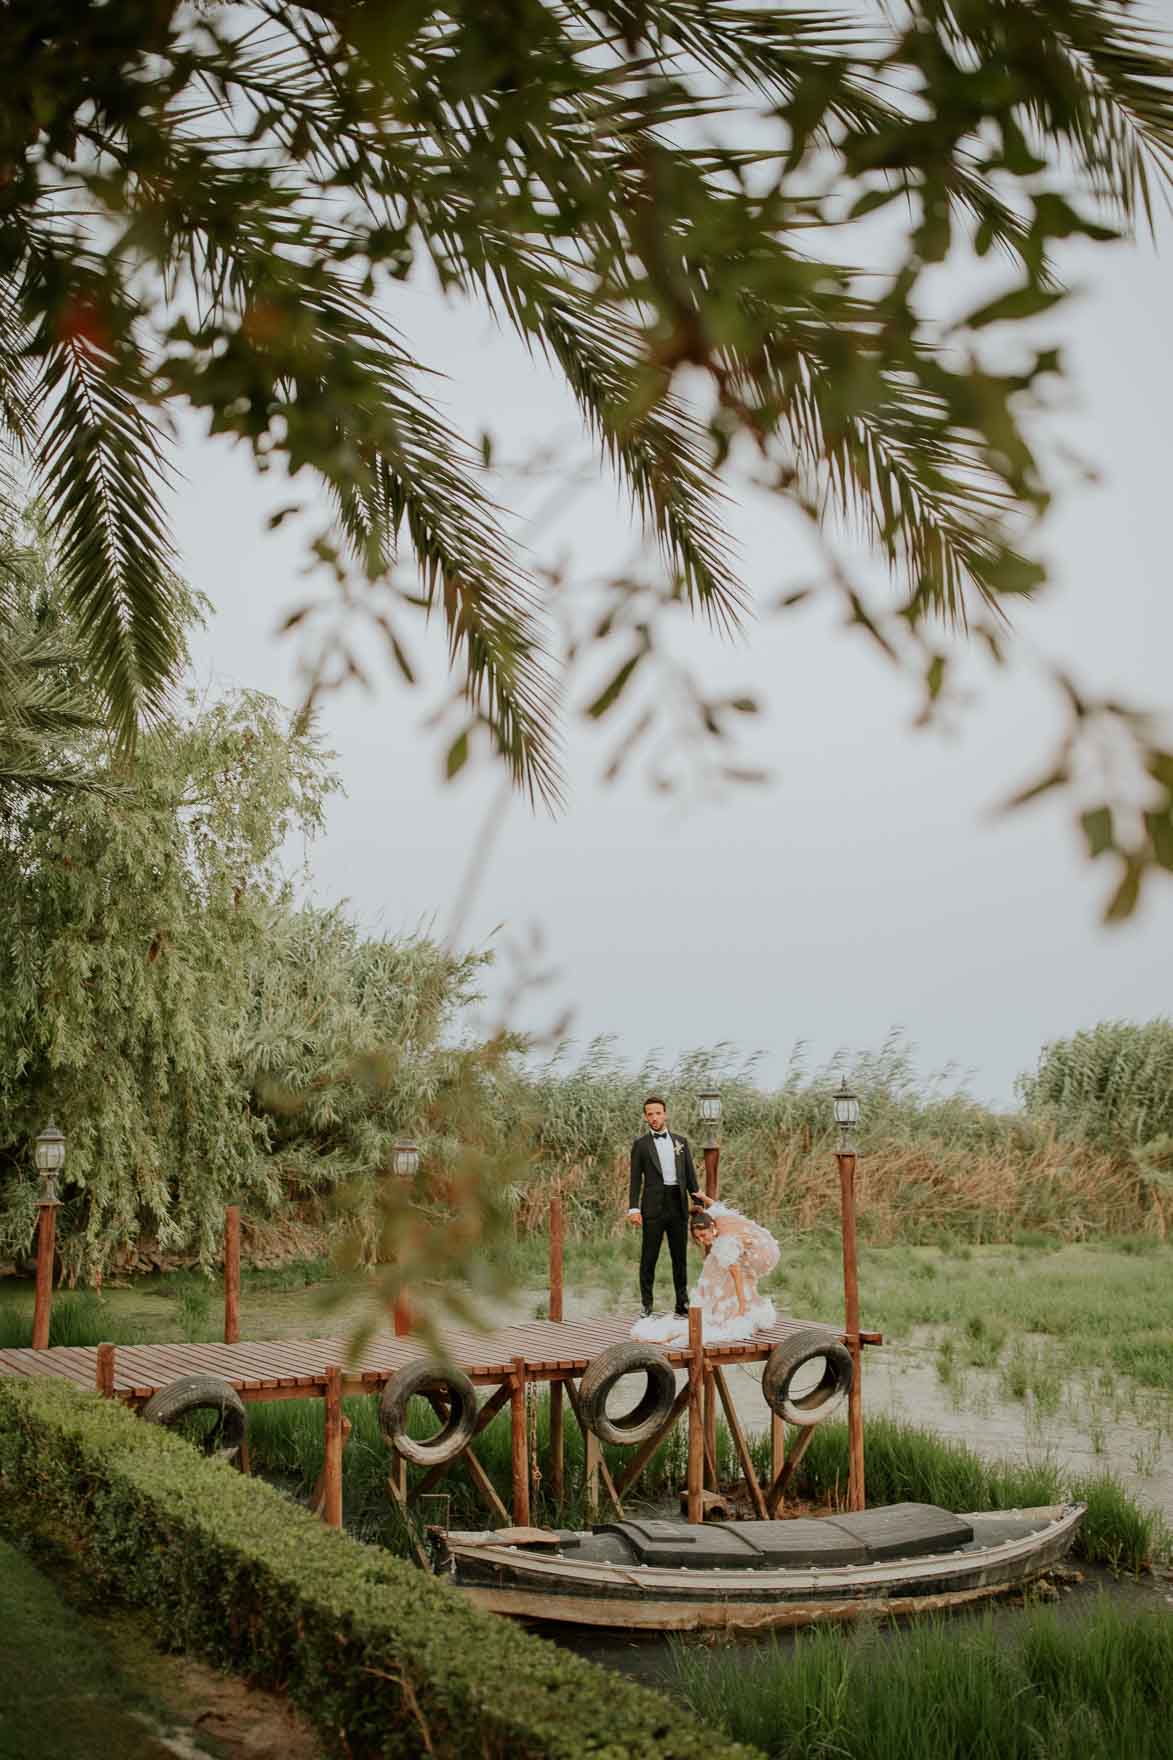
3;5;1173;899
0;678;497;1281
1019;1019;1173;1150
671;1601;1173;1760
0;1378;758;1760
1019;1020;1173;1230
0;514;112;801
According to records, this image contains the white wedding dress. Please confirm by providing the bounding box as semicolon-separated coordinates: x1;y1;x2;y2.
630;1202;781;1347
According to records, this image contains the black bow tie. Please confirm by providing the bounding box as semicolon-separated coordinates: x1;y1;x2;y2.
652;1131;669;1139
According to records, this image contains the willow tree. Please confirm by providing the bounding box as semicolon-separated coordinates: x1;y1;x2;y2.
0;684;494;1279
3;3;1173;911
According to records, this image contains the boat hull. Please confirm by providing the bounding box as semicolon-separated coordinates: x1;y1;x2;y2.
444;1503;1085;1633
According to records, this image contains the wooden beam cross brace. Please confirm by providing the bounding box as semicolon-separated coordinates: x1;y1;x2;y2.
765;1422;816;1517
710;1366;769;1520
563;1375;625;1519
612;1381;690;1501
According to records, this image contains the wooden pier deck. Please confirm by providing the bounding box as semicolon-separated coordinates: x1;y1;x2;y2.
0;1311;879;1405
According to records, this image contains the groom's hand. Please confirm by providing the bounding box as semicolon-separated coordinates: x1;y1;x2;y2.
626;1208;641;1227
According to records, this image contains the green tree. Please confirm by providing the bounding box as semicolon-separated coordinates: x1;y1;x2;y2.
4;2;1173;912
0;679;504;1281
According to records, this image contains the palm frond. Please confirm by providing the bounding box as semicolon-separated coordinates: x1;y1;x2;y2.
31;308;184;752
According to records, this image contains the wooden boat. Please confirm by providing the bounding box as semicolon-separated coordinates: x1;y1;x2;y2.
434;1501;1086;1632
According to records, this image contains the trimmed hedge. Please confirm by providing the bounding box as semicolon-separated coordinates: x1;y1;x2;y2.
0;1380;757;1760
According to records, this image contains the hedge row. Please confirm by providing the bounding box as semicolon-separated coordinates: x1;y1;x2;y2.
0;1380;757;1760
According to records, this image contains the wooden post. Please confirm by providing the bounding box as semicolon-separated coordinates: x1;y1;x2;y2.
393;1289;412;1336
323;1365;344;1529
584;1429;601;1522
510;1355;530;1527
223;1204;240;1345
686;1305;704;1524
311;1416;350;1512
838;1149;865;1512
31;1203;58;1350
548;1197;564;1322
95;1342;115;1398
771;1411;786;1505
702;1144;720;1202
548;1198;564;1504
702;1369;717;1490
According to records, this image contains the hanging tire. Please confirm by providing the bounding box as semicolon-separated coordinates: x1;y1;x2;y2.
140;1374;247;1461
578;1341;677;1447
762;1330;853;1427
379;1359;479;1467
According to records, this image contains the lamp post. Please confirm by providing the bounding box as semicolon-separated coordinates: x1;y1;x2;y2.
32;1120;65;1350
832;1077;865;1511
391;1140;419;1335
698;1088;722;1201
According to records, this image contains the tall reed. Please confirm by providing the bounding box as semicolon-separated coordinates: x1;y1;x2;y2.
671;1604;1173;1760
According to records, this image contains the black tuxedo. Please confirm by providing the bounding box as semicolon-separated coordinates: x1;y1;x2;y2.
629;1129;699;1312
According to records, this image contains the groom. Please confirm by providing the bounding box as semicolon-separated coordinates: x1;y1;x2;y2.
626;1094;700;1317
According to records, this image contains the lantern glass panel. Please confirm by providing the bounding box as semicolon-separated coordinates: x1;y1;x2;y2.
392;1141;419;1179
698;1090;722;1124
832;1084;860;1128
34;1123;65;1173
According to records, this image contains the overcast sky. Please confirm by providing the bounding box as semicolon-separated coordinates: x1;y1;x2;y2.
172;138;1173;1110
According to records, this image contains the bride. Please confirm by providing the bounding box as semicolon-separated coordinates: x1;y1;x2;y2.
631;1192;780;1347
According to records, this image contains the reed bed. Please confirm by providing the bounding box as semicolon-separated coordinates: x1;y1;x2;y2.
494;1034;1157;1245
244;1396;1166;1576
670;1603;1173;1760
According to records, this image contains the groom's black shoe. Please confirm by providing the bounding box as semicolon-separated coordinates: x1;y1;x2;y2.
674;1305;689;1318
641;1307;654;1319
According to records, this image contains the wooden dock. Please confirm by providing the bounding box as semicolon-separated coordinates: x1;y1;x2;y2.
0;1310;876;1403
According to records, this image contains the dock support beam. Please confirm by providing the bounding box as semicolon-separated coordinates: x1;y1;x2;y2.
32;1201;58;1351
838;1149;865;1511
510;1355;530;1526
686;1305;704;1524
96;1342;115;1398
323;1364;343;1529
223;1205;240;1345
548;1199;564;1504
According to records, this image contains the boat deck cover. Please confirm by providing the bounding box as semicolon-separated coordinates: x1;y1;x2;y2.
590;1504;975;1570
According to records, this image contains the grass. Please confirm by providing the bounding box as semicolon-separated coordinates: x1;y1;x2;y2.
0;1289;139;1350
670;1602;1173;1760
0;1534;189;1760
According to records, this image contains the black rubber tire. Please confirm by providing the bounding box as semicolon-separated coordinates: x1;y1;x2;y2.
379;1359;479;1467
577;1341;677;1447
140;1374;247;1461
762;1330;853;1426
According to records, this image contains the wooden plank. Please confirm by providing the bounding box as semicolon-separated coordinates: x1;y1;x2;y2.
712;1365;768;1521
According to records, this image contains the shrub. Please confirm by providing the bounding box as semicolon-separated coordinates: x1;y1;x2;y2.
0;1378;756;1760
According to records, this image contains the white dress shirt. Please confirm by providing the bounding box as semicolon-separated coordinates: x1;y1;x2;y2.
652;1130;677;1185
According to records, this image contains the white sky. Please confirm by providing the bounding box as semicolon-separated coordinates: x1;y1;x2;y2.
174;131;1173;1110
